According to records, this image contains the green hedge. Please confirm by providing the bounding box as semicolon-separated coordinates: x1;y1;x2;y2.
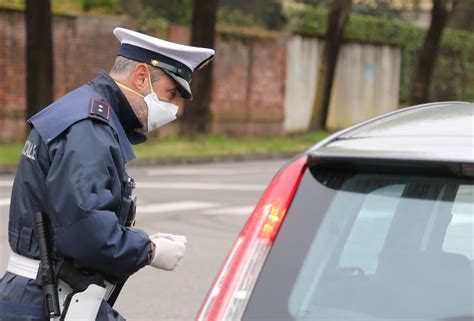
290;6;474;104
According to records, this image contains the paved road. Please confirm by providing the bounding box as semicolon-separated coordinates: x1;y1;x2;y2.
0;159;287;320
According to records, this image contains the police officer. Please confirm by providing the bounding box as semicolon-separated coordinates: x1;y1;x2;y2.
0;27;215;320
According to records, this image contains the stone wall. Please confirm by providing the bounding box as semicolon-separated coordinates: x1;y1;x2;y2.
284;35;401;132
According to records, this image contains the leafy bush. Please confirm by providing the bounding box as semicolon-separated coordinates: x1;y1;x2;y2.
81;0;120;13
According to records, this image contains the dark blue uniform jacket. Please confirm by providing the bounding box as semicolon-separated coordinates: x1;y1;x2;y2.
0;71;153;321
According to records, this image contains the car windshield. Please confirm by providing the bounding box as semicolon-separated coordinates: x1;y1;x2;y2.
243;166;474;321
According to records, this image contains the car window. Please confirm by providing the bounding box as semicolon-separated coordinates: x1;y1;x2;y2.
339;184;403;275
443;185;474;259
243;167;474;321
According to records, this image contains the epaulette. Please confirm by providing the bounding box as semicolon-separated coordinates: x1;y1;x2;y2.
29;85;135;162
89;98;111;122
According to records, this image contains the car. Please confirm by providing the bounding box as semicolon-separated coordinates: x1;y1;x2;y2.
196;101;474;321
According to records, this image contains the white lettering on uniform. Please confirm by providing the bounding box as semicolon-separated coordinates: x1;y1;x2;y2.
22;140;37;160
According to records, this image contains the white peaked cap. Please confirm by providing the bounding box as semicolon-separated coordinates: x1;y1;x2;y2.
113;27;215;99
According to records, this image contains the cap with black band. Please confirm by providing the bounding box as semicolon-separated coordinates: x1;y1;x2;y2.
113;27;215;100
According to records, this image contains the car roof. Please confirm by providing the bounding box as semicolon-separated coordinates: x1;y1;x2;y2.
309;102;474;163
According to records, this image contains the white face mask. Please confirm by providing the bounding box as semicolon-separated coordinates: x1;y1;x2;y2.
144;92;179;131
116;65;180;132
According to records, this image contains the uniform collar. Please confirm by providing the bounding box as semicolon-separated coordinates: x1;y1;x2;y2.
88;70;147;144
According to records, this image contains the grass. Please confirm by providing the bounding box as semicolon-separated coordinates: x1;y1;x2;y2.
133;132;329;160
0;132;329;166
0;143;23;165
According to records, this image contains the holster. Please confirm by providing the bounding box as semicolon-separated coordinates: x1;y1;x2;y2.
119;175;137;227
35;212;115;320
106;174;137;307
56;260;115;321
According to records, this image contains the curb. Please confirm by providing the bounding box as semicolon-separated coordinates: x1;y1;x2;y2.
0;152;299;175
0;164;17;175
129;151;298;167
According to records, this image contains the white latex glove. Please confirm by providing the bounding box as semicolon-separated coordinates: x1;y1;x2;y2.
150;232;187;245
150;237;186;271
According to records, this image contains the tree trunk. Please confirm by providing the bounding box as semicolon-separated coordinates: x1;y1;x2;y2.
180;0;218;136
411;0;458;104
309;0;352;131
25;0;54;123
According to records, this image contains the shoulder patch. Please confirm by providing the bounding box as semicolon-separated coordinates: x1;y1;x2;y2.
89;98;110;122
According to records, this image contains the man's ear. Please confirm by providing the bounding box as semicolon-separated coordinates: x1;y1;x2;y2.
130;64;148;92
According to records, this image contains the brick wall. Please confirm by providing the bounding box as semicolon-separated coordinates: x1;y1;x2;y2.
0;9;286;142
0;9;27;142
52;15;128;98
210;37;287;137
0;8;128;142
168;25;287;137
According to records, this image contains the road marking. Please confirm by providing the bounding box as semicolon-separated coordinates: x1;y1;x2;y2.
202;206;255;216
0;199;10;207
139;201;220;214
0;181;13;188
147;168;274;176
137;182;266;191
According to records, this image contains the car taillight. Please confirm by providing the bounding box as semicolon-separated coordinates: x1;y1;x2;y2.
196;156;308;321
